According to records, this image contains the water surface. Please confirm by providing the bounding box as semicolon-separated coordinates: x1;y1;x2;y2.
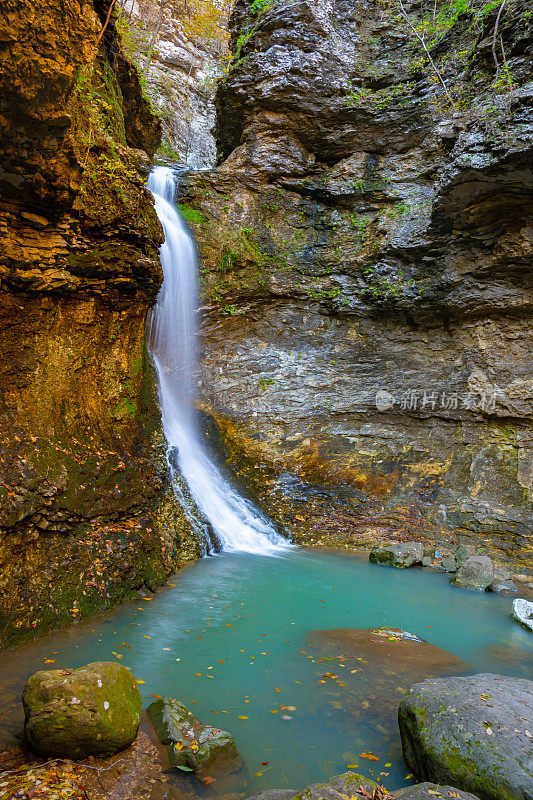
3;550;531;795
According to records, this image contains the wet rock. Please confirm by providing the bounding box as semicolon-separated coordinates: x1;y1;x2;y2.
396;784;480;799
441;555;457;572
23;661;141;759
398;673;533;800
369;542;423;568
246;772;379;800
512;598;533;631
489;567;518;594
450;556;494;591
147;697;242;778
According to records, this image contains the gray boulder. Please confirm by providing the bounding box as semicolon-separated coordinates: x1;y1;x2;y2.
369;542;423;568
396;784;480;799
246;772;379;800
398;673;533;800
441;555;458;572
512;598;533;632
147;697;242;777
451;555;494;590
23;661;141;758
247;776;479;800
455;543;476;567
490;567;517;594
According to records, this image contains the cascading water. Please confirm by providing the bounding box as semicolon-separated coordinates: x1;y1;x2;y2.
146;166;290;556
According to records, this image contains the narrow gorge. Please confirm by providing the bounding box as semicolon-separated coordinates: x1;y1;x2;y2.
0;0;532;798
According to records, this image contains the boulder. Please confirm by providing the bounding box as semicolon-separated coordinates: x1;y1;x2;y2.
147;697;242;777
512;598;533;631
369;542;423;568
396;784;481;799
247;775;479;800
23;661;141;759
455;543;476;567
450;555;494;590
398;673;533;800
489;567;517;594
441;555;458;572
246;772;379;800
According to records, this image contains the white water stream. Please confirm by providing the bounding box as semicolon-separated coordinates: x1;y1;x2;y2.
147;166;290;555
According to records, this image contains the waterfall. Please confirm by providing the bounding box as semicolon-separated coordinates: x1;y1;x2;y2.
146;166;291;556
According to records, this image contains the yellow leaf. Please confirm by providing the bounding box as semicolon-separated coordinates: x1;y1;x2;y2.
238;715;249;719
136;679;145;684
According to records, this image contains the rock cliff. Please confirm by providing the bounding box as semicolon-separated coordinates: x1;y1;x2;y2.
0;0;199;647
181;0;533;568
118;0;226;167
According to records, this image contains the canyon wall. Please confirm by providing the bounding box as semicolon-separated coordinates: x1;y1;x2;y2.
182;0;533;568
118;0;225;167
0;0;199;647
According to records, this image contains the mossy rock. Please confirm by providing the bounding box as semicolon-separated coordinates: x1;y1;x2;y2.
147;697;242;777
246;772;379;800
23;661;141;758
398;673;533;800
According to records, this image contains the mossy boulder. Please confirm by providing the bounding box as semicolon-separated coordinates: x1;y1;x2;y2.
147;697;242;777
23;661;141;758
398;673;533;800
246;772;379;800
369;542;423;568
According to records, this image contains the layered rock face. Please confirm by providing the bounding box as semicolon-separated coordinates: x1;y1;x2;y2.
0;0;199;647
182;0;533;567
119;0;224;167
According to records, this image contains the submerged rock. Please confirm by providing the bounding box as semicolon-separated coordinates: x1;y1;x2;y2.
309;628;469;680
512;598;533;631
147;697;242;777
398;673;533;800
369;542;423;568
23;661;141;758
450;555;494;591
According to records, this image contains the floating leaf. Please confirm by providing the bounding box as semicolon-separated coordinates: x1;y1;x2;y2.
176;765;193;772
136;679;145;684
238;715;249;719
359;751;379;761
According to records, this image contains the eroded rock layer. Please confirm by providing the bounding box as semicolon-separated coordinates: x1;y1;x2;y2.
0;0;199;646
182;0;533;567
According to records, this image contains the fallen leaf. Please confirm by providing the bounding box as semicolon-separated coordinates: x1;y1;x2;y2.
238;715;249;719
359;751;380;761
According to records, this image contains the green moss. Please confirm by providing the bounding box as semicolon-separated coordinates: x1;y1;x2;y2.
178;204;208;225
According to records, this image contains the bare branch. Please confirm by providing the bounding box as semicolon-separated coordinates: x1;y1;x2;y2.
491;0;507;84
96;0;118;46
397;0;454;103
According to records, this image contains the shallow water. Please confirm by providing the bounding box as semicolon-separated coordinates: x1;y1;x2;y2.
3;550;532;795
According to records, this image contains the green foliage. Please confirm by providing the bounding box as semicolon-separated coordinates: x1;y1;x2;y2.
178;204;208;224
250;0;276;13
345;81;416;110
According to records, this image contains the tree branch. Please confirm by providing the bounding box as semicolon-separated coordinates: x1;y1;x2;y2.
397;0;454;104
